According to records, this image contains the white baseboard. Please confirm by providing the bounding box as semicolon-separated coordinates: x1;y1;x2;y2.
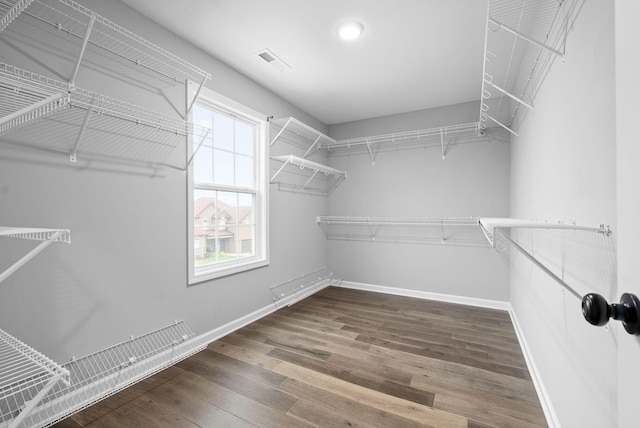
338;280;511;311
508;308;560;428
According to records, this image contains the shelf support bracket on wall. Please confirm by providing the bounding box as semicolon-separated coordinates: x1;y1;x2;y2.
8;374;67;428
186;76;207;115
440;128;454;160
269;157;291;182
365;137;375;165
482;112;519;137
302;135;322;158
69;15;96;86
185;127;211;169
0;231;61;285
69;99;96;162
484;79;534;111
270;117;293;146
489;18;565;59
301;170;319;190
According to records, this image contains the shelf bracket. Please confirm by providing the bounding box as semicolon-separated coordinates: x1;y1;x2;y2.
69;15;96;86
185;127;211;169
270;157;291;182
70;99;96;162
270;117;293;146
489;18;565;59
8;373;66;428
482;113;519;137
0;231;61;285
186;76;207;115
365;137;376;165
301;170;319;190
484;79;534;111
302;135;321;158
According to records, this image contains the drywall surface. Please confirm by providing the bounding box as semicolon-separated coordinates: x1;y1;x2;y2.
615;1;640;426
0;0;327;362
509;2;617;426
326;103;511;301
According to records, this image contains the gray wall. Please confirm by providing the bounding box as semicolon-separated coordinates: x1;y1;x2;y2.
509;2;617;426
326;102;511;301
0;0;327;362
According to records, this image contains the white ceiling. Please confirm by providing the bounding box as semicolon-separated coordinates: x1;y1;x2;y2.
121;0;489;125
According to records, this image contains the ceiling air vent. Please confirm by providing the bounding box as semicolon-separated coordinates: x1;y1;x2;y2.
256;49;291;72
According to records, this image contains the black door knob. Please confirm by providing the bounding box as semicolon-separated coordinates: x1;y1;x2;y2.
582;293;640;335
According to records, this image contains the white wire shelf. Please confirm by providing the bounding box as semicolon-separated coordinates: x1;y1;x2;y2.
269;267;340;308
0;328;70;428
0;62;209;167
325;122;487;164
0;226;70;285
270;155;347;196
479;217;611;247
0;227;70;243
317;216;489;247
1;320;208;428
0;0;210;87
479;0;583;136
269;117;335;158
0;0;34;33
479;218;613;302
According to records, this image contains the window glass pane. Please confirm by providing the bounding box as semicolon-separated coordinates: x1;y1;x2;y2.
213;112;234;151
193;105;212;129
238;225;254;257
193;189;218;268
194;144;212;183
238;193;254;225
235;121;253;156
235;154;254;188
213;149;234;186
217;191;238;216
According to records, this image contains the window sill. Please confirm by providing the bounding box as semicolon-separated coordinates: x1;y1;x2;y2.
188;257;269;285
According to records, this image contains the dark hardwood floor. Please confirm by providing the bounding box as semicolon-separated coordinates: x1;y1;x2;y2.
53;286;547;427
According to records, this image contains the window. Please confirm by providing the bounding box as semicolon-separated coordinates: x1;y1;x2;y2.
187;85;268;283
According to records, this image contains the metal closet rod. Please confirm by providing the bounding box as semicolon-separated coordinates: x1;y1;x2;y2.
494;228;640;335
495;228;582;300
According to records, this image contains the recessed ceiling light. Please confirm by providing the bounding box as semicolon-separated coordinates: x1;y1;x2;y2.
337;21;364;40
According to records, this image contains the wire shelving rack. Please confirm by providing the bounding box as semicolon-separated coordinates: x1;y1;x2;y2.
0;63;210;167
269;267;339;308
269;116;335;158
324;122;486;164
0;321;207;428
0;0;211;88
270;155;347;196
317;216;489;247
479;0;584;136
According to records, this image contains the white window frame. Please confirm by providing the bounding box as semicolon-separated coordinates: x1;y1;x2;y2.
187;83;269;284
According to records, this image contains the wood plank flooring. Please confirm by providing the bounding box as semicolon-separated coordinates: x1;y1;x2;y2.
53;287;547;427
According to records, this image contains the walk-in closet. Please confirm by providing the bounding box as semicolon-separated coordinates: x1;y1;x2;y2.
1;1;638;427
